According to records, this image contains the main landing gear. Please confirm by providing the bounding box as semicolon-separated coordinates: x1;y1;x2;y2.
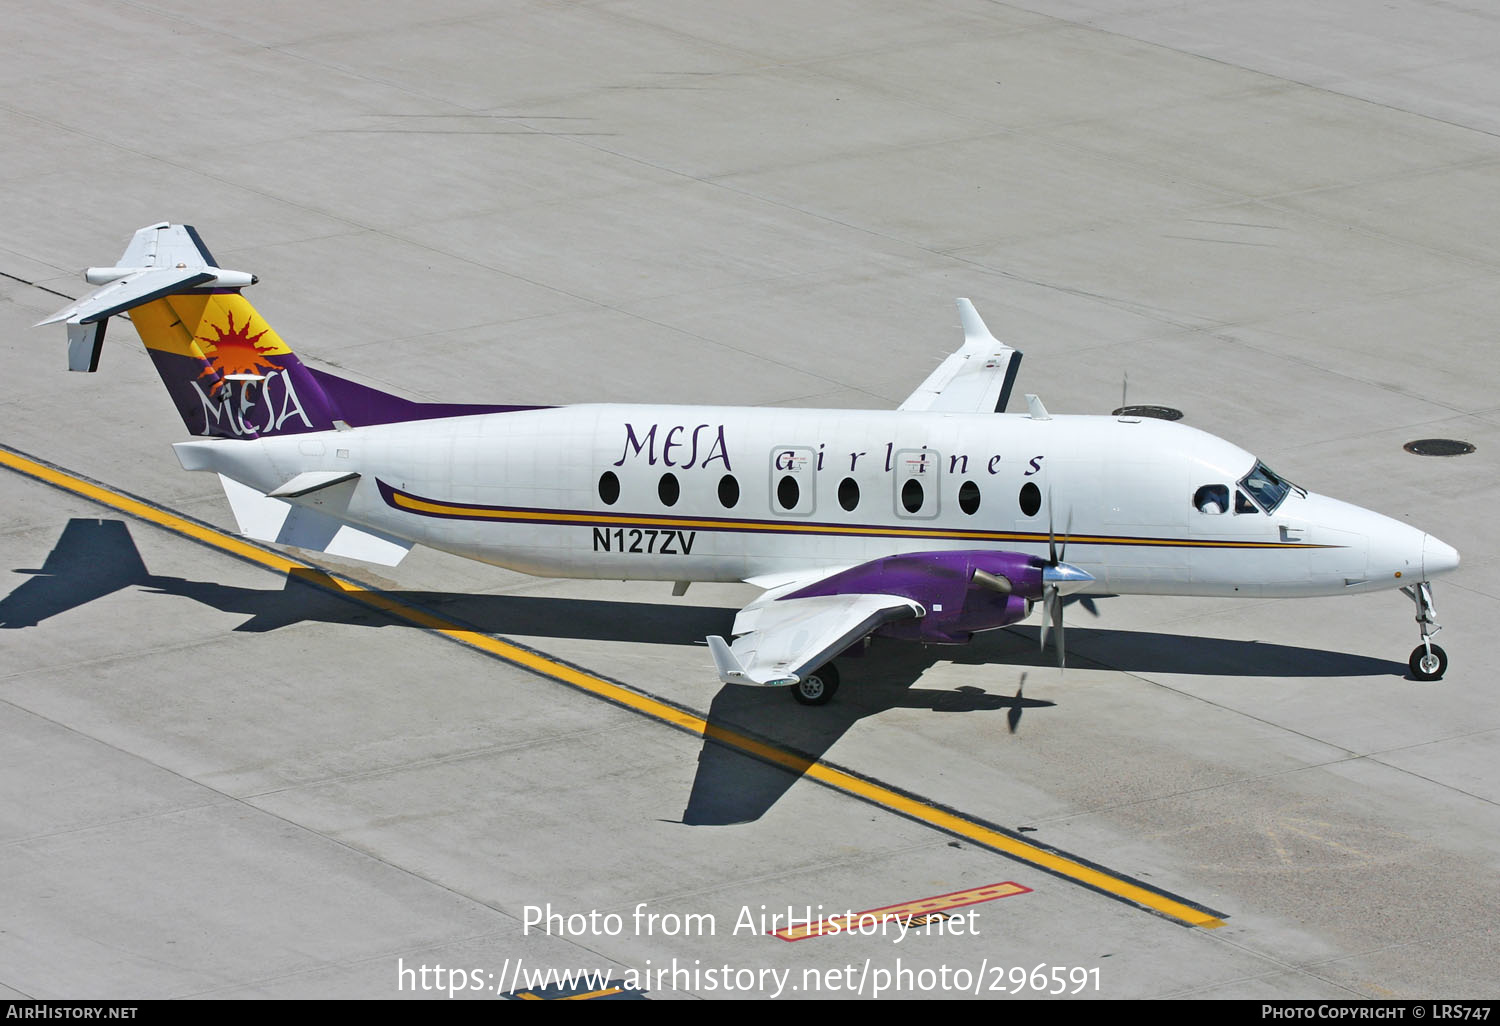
791;663;840;706
1402;581;1448;681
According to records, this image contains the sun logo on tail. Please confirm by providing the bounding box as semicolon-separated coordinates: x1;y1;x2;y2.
196;310;279;393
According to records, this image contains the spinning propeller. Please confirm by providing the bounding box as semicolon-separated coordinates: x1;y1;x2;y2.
1037;493;1095;669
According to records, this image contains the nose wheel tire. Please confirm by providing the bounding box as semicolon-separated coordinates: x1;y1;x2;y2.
791;664;840;705
1409;644;1448;681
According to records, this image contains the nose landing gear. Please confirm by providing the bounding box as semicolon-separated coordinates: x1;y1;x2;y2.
1402;581;1447;681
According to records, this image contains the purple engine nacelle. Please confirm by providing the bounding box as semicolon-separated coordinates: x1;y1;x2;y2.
785;549;1049;645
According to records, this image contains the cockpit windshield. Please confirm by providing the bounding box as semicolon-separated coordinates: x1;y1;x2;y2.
1237;461;1303;513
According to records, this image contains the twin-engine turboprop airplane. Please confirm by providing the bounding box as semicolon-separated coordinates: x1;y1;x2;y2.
39;223;1460;703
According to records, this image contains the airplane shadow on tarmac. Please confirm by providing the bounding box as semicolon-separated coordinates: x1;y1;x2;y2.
4;518;1408;825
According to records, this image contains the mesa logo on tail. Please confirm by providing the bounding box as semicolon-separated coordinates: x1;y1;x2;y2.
195;308;282;393
124;290;328;439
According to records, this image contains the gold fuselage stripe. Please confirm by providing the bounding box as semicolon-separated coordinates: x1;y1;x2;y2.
385;486;1328;551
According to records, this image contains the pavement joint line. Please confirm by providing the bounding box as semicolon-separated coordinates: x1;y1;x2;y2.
0;442;1227;929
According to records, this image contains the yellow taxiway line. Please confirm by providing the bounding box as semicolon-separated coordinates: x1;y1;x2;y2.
0;444;1225;930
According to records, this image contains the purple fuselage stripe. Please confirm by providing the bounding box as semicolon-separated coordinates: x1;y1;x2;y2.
306;368;549;427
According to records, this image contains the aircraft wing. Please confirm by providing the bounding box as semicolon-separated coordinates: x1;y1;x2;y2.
898;298;1021;414
707;591;923;686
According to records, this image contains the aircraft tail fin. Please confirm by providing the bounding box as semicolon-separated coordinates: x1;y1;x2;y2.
38;223;340;438
39;223;544;439
131;288;346;438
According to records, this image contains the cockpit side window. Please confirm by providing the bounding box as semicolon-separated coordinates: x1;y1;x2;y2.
1194;484;1229;515
1235;489;1258;515
1238;460;1300;514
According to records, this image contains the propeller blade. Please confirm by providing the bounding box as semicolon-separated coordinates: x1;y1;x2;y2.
1047;488;1058;565
1052;589;1066;669
1040;489;1082;670
1045;488;1073;564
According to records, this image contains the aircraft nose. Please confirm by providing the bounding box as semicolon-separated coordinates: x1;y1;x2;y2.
1423;534;1460;578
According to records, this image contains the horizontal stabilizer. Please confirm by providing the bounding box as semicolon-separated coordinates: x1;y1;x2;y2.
36;223;256;373
218;475;411;566
37;267;216;326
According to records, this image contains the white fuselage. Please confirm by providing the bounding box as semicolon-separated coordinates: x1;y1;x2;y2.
177;403;1453;600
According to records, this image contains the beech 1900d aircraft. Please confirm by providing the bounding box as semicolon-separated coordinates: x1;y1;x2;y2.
40;224;1460;704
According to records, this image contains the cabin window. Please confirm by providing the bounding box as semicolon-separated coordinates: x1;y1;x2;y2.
776;474;800;511
598;471;620;506
658;472;680;507
1019;481;1041;517
893;448;939;518
901;478;924;514
838;477;860;511
769;447;814;515
717;474;739;508
958;480;981;515
1193;484;1228;515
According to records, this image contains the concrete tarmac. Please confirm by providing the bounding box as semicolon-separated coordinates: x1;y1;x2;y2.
1;0;1497;1000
